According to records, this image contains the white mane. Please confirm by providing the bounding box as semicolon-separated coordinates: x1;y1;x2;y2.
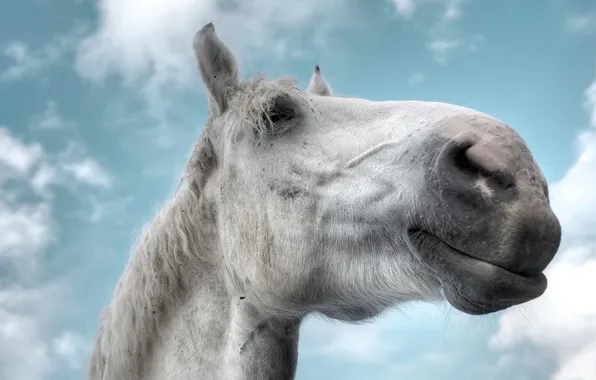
88;186;202;378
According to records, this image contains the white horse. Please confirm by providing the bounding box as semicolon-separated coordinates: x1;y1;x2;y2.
87;22;561;380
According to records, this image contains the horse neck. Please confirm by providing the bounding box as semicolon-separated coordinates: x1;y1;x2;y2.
179;199;303;380
146;254;302;380
106;184;303;380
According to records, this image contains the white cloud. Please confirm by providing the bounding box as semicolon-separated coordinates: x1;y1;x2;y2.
87;195;133;224
425;34;483;64
1;29;85;82
0;124;115;380
442;0;464;22
388;0;479;64
0;304;54;380
29;101;76;131
309;318;400;363
75;0;353;101
300;303;462;367
61;158;113;189
0;285;86;380
53;331;89;370
408;71;425;87
0;127;112;265
0;127;113;194
389;0;465;21
0;198;53;260
0;128;43;175
391;0;417;18
0;127;109;379
426;38;460;64
30;163;60;198
491;73;596;380
566;12;596;34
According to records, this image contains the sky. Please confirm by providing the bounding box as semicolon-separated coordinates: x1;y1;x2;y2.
0;0;595;379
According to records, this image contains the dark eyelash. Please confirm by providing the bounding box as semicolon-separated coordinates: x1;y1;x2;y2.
268;105;296;124
262;96;298;136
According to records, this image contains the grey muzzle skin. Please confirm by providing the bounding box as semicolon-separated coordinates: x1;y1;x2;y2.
408;131;561;315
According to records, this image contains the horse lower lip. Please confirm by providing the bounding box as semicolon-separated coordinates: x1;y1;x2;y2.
408;229;547;313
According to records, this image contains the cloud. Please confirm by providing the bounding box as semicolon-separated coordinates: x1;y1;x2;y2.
0;289;54;380
0;285;88;380
425;38;460;64
1;28;85;82
425;34;482;64
490;72;596;380
391;0;417;18
0;128;44;176
61;158;113;189
86;195;133;224
0;126;110;379
442;0;464;22
389;0;465;21
388;0;480;64
566;12;596;34
308;317;401;363
408;71;425;87
72;0;356;146
0;127;113;195
53;331;90;370
0;198;53;260
29;101;76;131
76;0;353;93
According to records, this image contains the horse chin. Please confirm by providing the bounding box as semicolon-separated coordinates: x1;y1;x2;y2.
408;229;548;315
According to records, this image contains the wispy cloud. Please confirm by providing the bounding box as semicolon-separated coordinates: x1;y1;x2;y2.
309;317;401;363
53;331;90;370
425;34;482;64
0;125;111;379
391;0;417;19
408;71;425;87
0;199;53;261
0;128;44;176
566;12;596;34
389;0;481;64
74;0;354;114
0;127;113;196
0;288;55;380
0;126;113;275
425;39;460;64
0;284;89;380
87;195;133;224
389;0;465;21
61;158;113;189
1;28;85;82
442;0;464;22
29;101;76;131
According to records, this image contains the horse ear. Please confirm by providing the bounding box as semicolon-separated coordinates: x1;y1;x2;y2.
193;23;239;117
306;65;332;96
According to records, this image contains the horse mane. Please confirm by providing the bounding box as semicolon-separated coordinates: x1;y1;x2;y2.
87;182;205;379
86;75;303;380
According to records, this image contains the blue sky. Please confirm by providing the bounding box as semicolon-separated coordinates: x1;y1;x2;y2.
0;0;595;379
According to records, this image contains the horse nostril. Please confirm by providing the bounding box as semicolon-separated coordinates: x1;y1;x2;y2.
453;147;481;176
451;143;516;193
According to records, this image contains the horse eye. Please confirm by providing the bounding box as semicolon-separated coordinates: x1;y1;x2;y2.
260;96;298;137
268;105;295;124
265;96;297;125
